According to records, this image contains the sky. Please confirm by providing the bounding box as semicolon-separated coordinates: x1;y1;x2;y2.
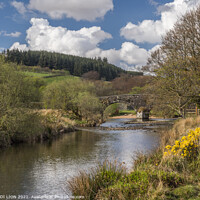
0;0;200;71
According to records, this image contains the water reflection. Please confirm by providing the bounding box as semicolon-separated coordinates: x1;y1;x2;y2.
0;119;160;196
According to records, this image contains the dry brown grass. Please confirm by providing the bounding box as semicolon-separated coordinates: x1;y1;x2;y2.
159;117;200;151
38;109;76;126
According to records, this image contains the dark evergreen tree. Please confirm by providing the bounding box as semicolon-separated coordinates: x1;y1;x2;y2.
5;50;143;80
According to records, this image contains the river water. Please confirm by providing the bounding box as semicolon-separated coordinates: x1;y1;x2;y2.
0;118;164;198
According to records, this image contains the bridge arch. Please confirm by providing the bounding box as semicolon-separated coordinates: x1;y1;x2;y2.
99;94;147;110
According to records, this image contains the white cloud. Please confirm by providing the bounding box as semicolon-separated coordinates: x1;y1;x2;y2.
10;18;151;71
120;0;200;44
4;31;21;37
120;42;148;65
28;0;113;21
120;20;163;43
10;18;112;56
10;42;29;51
86;42;149;69
11;1;27;15
21;18;112;56
86;48;121;66
0;31;21;38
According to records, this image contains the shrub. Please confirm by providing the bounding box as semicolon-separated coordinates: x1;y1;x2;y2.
104;103;120;117
130;86;144;95
164;128;200;160
42;79;103;124
95;170;185;199
0;61;45;146
76;92;103;124
68;161;126;200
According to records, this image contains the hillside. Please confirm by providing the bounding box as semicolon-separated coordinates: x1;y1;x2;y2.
21;70;79;85
4;49;143;81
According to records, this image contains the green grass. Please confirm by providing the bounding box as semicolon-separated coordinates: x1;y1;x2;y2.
43;75;79;84
104;104;137;117
22;71;80;84
119;110;137;115
22;71;53;77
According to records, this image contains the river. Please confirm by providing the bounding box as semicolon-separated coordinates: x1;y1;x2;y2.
0;118;166;199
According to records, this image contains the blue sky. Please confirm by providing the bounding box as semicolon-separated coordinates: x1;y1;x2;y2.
0;0;199;70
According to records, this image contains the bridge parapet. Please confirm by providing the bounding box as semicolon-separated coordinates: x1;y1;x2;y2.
99;94;147;110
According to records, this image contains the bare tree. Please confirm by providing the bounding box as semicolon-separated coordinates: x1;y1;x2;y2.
145;6;200;117
82;71;100;80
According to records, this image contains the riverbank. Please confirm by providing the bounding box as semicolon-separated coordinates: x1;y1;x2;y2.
0;107;107;149
110;114;162;119
38;109;76;140
110;114;137;119
69;117;200;199
104;114;175;131
0;109;76;149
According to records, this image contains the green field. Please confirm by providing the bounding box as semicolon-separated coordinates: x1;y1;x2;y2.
22;71;79;84
119;110;137;115
22;71;53;77
43;75;79;84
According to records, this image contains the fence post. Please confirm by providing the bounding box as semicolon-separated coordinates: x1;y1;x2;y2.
196;104;198;116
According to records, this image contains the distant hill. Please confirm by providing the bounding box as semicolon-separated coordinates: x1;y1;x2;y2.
5;49;143;81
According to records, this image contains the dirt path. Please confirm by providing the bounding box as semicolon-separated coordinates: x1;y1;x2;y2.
110;114;137;119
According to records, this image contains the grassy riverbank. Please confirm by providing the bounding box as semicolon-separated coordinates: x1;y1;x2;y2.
37;109;76;139
0;109;76;148
69;117;200;200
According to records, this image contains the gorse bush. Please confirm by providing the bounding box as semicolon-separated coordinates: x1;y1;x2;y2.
164;128;200;160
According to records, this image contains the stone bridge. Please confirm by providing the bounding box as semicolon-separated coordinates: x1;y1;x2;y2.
99;94;147;110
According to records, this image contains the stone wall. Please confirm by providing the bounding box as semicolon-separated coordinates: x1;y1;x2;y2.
99;94;147;110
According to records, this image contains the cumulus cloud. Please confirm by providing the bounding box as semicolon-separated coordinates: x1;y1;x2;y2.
10;18;150;70
19;18;112;56
86;42;149;69
120;0;200;44
10;42;29;51
11;1;27;15
91;42;148;67
120;42;148;65
10;18;112;56
27;0;113;21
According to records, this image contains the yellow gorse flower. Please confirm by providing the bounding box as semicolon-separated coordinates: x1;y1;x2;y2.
164;127;200;159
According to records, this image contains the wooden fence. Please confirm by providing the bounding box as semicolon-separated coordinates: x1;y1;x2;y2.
185;105;200;117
